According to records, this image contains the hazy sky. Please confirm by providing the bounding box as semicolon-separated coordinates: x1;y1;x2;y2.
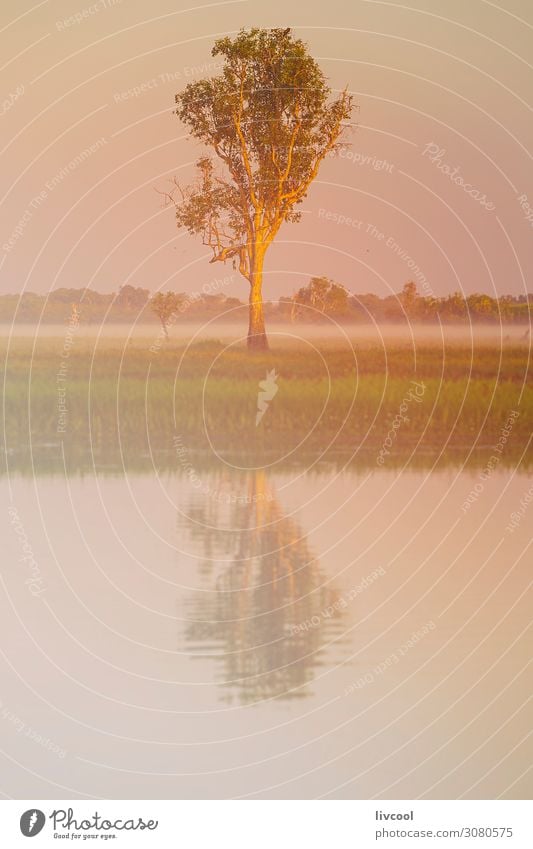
1;0;532;300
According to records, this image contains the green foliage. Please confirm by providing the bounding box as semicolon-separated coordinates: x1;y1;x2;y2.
114;284;149;310
293;276;350;319
0;282;531;325
174;28;353;239
399;281;419;313
150;291;185;334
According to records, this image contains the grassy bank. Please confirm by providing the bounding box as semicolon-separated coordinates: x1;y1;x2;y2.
1;338;531;472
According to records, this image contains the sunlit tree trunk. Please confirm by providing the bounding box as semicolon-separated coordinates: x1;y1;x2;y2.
247;243;269;350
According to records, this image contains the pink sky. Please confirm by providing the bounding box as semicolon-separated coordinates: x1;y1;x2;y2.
1;0;532;301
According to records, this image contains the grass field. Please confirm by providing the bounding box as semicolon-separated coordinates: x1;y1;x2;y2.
1;335;531;473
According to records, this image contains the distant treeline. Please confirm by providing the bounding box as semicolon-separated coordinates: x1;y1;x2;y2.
1;278;531;325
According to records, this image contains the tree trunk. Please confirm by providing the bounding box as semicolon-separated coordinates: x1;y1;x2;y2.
247;246;269;350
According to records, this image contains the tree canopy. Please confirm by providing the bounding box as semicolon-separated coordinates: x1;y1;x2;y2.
167;28;353;348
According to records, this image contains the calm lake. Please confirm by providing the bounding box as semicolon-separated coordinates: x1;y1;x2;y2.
2;456;531;799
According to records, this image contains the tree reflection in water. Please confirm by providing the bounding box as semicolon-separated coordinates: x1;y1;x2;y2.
181;469;344;704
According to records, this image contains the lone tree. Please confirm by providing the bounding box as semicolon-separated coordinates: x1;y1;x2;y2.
168;28;353;350
151;291;184;338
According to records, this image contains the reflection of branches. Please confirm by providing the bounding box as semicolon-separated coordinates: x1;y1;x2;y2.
183;470;343;704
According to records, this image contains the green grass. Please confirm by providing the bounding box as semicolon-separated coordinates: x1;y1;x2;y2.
1;337;531;473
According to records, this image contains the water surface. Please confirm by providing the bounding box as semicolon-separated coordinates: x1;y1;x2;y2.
2;458;530;798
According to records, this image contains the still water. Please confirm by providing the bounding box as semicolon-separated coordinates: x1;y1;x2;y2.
2;459;531;799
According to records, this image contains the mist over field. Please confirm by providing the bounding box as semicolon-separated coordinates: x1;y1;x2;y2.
1;1;532;811
2;321;531;345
